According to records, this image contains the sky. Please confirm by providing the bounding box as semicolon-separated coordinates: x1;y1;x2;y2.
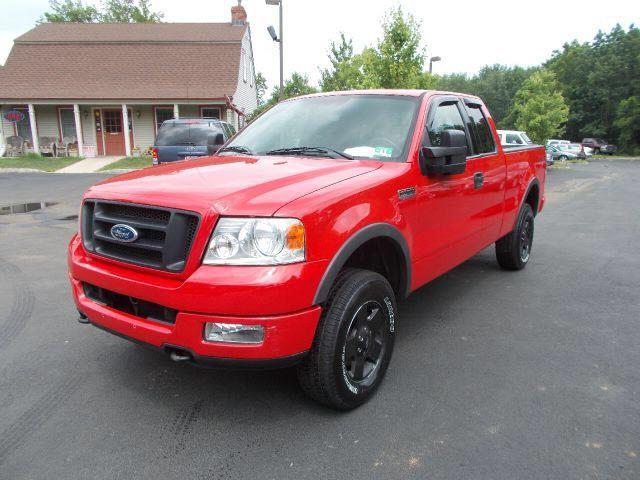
1;0;638;94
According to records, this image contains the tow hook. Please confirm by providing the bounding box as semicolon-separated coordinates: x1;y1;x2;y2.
77;311;90;324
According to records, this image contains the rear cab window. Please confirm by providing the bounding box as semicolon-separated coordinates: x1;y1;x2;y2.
506;134;523;145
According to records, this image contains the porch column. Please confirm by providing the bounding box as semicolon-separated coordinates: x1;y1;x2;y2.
28;104;39;153
173;104;180;119
73;104;84;157
122;104;131;157
0;106;5;150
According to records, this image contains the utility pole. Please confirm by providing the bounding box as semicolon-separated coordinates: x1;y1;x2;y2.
266;0;284;100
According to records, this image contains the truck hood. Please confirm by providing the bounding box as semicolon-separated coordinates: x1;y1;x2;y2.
86;155;382;216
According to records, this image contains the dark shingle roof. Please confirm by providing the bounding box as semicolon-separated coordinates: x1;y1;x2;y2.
0;22;247;101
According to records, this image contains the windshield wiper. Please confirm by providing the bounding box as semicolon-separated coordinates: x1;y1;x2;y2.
217;145;254;155
265;146;354;160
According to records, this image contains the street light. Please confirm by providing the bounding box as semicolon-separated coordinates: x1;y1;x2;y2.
429;56;441;74
266;0;284;100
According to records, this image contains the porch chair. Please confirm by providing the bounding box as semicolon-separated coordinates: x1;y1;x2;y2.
6;136;25;157
56;136;77;157
39;136;57;157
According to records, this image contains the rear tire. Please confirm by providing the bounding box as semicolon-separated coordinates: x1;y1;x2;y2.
297;269;396;410
558;155;568;161
496;203;534;270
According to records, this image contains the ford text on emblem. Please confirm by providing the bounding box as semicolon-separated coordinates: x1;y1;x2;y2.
110;224;138;243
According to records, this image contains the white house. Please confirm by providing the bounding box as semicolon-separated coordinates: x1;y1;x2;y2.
0;3;257;157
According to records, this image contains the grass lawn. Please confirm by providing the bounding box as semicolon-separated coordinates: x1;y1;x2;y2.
0;153;83;172
99;156;152;171
591;154;640;160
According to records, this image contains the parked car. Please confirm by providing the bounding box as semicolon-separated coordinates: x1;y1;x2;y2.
559;143;589;159
581;138;617;155
545;150;554;166
547;145;578;161
546;139;570;147
152;118;236;165
69;90;546;410
497;130;534;147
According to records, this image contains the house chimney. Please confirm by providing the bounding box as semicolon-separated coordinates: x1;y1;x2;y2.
231;1;247;26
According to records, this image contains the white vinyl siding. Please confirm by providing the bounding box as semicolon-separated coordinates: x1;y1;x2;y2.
232;27;258;128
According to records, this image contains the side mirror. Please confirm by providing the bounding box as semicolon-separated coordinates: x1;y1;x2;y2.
207;133;225;154
420;129;468;175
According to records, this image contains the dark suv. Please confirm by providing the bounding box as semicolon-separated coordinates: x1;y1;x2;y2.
581;138;617;155
153;119;236;165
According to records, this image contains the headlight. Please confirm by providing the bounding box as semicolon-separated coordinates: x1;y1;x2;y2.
203;217;305;265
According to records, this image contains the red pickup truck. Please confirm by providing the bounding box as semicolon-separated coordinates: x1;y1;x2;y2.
69;90;546;409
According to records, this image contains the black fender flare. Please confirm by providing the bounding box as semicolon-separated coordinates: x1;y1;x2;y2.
522;177;541;215
313;223;411;305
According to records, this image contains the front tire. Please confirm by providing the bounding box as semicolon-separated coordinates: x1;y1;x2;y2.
297;269;396;410
495;203;534;270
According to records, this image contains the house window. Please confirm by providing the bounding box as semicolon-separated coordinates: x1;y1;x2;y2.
13;107;31;141
154;107;174;133
201;107;221;119
58;108;76;140
248;59;253;87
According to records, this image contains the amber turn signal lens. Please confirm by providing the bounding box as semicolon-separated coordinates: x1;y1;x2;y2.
286;223;305;250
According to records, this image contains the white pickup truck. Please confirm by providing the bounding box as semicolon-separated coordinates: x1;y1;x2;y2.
497;130;534;147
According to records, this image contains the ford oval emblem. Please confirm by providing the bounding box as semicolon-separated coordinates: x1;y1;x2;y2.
110;224;138;243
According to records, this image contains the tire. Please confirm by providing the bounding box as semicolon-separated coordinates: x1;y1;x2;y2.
558;155;568;161
297;268;396;410
594;148;600;155
495;203;534;270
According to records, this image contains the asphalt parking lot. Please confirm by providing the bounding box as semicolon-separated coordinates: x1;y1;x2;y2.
0;159;638;479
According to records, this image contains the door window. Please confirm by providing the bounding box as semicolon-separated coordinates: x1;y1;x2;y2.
103;111;122;133
465;104;495;153
426;102;466;147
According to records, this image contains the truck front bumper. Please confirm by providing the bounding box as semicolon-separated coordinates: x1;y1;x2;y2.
68;235;324;367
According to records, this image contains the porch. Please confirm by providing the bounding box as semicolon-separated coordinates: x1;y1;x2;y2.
0;101;242;158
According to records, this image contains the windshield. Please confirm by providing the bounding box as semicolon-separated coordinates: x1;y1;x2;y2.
223;94;421;162
155;122;222;146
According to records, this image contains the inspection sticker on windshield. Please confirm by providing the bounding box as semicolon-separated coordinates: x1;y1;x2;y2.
374;147;393;157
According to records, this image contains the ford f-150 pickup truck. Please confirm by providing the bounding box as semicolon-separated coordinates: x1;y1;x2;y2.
69;90;546;410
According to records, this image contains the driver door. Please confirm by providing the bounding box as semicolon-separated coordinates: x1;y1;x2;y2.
410;96;490;273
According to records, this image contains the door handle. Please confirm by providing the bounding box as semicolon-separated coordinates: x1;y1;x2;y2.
473;172;484;189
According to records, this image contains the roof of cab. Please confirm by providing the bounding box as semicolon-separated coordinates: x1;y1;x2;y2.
294;89;482;102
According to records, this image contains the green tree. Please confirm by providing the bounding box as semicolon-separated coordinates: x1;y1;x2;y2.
547;25;640;146
255;72;268;106
363;7;425;88
509;70;569;144
100;0;163;23
319;33;365;92
41;0;163;23
474;65;538;128
436;73;476;95
614;96;640;152
41;0;99;22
